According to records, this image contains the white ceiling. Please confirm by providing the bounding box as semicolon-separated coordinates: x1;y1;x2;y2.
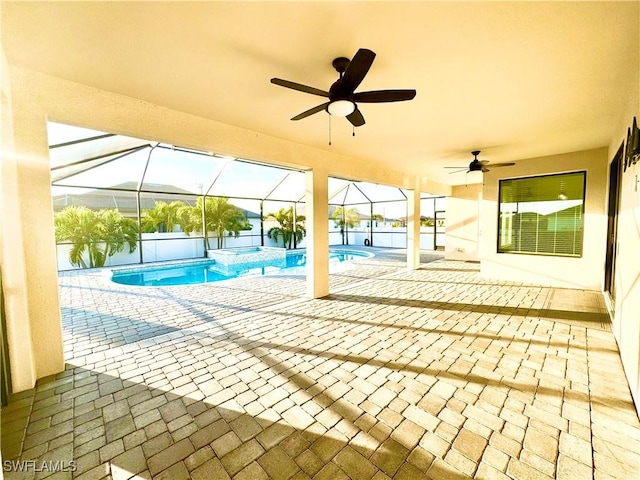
2;1;638;186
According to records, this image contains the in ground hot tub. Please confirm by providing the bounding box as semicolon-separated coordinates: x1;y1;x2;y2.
206;246;286;269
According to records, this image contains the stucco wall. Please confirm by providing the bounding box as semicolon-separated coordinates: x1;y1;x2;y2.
480;148;609;290
445;184;482;262
612;139;640;415
606;8;640;413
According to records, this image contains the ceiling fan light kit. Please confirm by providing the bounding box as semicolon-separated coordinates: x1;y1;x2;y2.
327;100;356;117
271;48;416;129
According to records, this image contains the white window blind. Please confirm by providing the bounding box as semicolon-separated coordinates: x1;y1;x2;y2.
498;172;586;257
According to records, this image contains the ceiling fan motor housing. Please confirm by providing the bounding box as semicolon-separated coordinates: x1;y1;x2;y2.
329;80;352;102
468;160;482;171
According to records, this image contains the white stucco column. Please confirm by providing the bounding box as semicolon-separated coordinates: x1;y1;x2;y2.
407;184;421;270
1;55;37;391
1;61;64;391
306;168;329;298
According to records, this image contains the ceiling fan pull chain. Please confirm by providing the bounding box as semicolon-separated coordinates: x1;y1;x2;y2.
352;125;355;137
328;114;332;146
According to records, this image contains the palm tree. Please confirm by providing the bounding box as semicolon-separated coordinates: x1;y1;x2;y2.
141;200;187;233
266;206;306;249
372;213;384;227
180;197;252;249
54;206;138;268
420;215;435;227
332;206;360;245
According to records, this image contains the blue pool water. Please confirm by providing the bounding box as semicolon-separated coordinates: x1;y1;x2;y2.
111;250;372;287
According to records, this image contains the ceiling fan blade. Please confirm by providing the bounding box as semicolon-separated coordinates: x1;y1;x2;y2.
482;167;490;172
271;78;330;97
353;89;417;103
340;48;376;94
291;103;330;121
346;107;365;127
479;160;490;165
489;162;516;168
444;166;467;169
448;168;467;174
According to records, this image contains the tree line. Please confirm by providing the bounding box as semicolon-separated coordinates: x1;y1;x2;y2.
54;200;409;269
54;198;306;268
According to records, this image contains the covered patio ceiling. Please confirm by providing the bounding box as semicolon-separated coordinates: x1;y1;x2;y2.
3;1;637;186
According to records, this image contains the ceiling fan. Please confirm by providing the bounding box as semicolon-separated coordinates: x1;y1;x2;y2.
270;48;416;127
445;150;515;174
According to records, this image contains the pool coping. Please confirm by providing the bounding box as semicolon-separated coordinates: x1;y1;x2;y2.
106;247;375;287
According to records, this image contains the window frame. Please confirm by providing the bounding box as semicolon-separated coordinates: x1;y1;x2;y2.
496;171;587;258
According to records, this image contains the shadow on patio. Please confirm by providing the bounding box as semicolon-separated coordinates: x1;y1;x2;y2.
2;256;639;479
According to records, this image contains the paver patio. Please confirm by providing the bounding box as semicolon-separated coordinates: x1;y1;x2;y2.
1;248;639;479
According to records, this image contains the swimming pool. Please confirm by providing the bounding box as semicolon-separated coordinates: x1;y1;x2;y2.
111;249;372;287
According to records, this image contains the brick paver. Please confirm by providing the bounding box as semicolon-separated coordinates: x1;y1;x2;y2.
1;248;639;479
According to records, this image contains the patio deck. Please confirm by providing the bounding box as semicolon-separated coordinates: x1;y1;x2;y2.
1;248;638;479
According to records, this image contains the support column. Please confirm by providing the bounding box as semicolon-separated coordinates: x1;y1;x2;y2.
305;168;329;298
407;183;421;270
1;63;64;392
1;73;36;392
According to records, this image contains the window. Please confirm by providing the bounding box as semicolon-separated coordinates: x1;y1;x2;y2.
498;172;586;257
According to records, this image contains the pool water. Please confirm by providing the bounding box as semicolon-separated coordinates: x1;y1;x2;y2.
111;250;371;287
